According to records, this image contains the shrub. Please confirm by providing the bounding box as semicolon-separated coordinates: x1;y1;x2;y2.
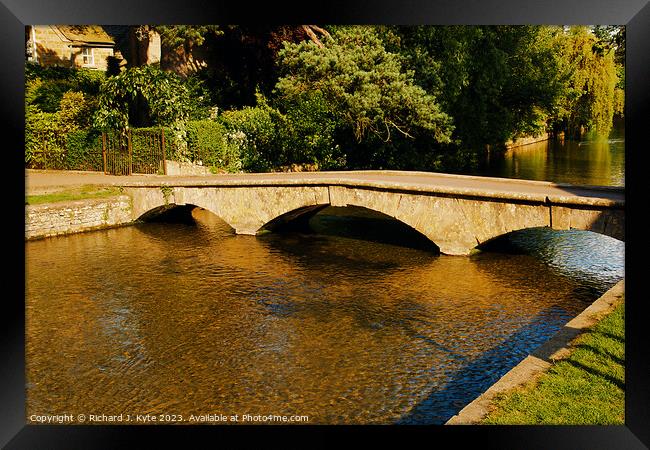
25;64;104;112
218;100;280;172
218;93;347;171
186;120;241;172
58;91;96;132
273;92;346;170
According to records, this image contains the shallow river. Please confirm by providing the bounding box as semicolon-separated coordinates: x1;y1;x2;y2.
26;131;624;425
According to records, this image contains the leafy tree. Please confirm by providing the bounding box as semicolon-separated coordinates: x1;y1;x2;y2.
592;25;625;117
276;26;453;144
386;26;569;150
591;25;625;66
153;25;223;50
553;26;620;137
93;65;190;131
93;65;192;159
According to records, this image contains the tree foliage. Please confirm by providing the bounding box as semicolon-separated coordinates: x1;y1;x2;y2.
275;26;454;146
552;26;620;137
386;26;571;149
153;25;223;50
25;25;625;173
93;65;190;131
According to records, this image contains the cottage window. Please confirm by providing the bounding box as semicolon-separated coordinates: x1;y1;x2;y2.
81;47;94;66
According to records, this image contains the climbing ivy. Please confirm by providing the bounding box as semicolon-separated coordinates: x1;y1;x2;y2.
160;186;174;205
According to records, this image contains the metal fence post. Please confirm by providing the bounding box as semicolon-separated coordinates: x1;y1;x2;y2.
161;128;167;175
127;129;133;175
102;132;107;174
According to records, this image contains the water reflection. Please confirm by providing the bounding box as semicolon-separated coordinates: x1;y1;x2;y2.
471;126;625;186
26;207;623;424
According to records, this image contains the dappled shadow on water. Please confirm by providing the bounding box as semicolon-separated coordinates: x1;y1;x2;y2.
395;305;575;424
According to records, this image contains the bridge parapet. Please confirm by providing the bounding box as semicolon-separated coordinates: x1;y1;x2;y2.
121;172;624;255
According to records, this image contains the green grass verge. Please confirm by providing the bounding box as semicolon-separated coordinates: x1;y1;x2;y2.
26;185;123;205
483;298;625;425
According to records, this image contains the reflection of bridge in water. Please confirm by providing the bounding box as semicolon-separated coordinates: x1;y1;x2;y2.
121;170;624;255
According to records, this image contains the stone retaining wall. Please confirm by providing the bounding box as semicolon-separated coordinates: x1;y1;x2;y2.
164;160;213;176
25;195;133;240
505;132;550;149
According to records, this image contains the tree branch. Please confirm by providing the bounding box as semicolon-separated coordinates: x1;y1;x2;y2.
386;119;414;139
302;25;329;48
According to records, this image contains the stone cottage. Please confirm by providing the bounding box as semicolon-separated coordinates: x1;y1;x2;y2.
26;25;116;70
26;25;163;72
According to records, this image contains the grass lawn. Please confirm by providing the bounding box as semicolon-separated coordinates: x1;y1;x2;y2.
483;298;625;425
26;185;123;205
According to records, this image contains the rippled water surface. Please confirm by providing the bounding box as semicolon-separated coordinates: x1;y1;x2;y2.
26;204;624;424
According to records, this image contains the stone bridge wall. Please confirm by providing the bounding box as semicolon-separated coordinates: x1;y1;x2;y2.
124;184;624;256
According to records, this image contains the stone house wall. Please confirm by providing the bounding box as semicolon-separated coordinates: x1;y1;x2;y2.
31;25;114;71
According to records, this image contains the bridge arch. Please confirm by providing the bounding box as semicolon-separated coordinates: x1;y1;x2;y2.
136;203;237;231
259;203;441;251
124;182;623;256
476;225;625;256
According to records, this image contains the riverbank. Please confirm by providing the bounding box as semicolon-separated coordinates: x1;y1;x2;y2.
25;170;169;240
483;299;624;424
446;280;625;424
505;132;550;149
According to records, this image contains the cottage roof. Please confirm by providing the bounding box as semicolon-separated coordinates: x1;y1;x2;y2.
56;25;114;45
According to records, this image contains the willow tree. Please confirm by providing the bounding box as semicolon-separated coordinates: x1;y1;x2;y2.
553;26;620;137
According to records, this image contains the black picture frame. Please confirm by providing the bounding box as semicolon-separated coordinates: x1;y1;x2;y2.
3;0;649;448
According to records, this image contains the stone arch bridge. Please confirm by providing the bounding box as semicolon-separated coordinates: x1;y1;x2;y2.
120;171;624;256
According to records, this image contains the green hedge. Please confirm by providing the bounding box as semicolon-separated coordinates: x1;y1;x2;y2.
25;108;66;169
25;128;103;171
218;106;279;172
26;124;245;173
186;120;241;172
65;130;103;171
